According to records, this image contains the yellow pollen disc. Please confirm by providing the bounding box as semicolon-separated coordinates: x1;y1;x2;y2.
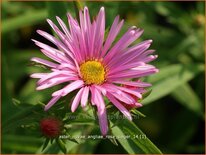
80;60;105;85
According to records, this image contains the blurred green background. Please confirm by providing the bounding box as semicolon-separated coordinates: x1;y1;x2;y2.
1;1;205;154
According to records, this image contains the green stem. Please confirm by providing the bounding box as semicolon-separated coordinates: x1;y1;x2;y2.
73;0;84;23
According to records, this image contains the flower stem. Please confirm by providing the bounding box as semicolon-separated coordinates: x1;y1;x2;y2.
73;0;83;22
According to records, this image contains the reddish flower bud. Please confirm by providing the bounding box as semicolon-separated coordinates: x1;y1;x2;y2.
40;117;63;138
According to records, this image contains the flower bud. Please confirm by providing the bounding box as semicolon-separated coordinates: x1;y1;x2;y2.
40;117;63;138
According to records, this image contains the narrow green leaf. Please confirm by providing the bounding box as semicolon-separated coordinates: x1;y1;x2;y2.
73;0;84;22
42;138;50;151
142;89;152;99
111;119;162;154
2;104;43;133
143;64;204;104
172;83;204;118
2;134;43;153
131;109;146;118
12;98;21;106
166;109;199;152
56;138;67;154
2;10;47;34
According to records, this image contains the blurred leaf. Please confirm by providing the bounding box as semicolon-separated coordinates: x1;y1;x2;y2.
2;134;43;153
73;139;100;154
166;109;199;152
73;0;85;21
56;139;67;154
46;1;68;25
186;144;205;153
1;1;26;15
42;138;50;151
2;104;43;133
172;83;204;118
143;64;204;104
63;113;95;125
111;119;162;154
2;10;47;34
131;109;146;118
38;142;60;154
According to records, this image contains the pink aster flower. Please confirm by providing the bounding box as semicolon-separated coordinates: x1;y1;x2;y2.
31;7;158;135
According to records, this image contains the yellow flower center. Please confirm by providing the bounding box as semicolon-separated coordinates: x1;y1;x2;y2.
80;60;105;85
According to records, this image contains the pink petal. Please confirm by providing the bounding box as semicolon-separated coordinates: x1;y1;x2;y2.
32;39;72;64
93;7;105;58
97;107;108;136
107;40;152;70
36;30;74;59
56;16;72;40
101;15;124;57
136;49;156;60
107;62;146;75
102;84;135;104
37;70;77;85
108;67;158;80
112;80;152;87
44;95;61;111
81;86;89;107
57;63;77;71
71;88;84;112
31;57;58;68
141;55;158;63
91;85;108;135
107;93;132;120
46;19;77;56
30;73;48;79
37;76;77;90
103;28;144;64
52;80;84;96
67;13;83;62
94;85;107;96
116;86;142;98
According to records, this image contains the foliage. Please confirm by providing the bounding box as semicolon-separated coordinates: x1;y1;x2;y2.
1;1;205;154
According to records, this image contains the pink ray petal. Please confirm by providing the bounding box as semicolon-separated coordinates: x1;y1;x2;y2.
94;7;105;58
37;76;78;90
52;80;84;96
107;93;132;120
81;86;90;107
103;28;144;64
31;57;58;68
71;88;84;112
47;19;77;56
32;39;72;64
44;95;62;111
91;86;108;135
112;80;152;87
30;73;48;79
101;15;124;57
97;107;108;136
56;16;72;40
36;30;74;60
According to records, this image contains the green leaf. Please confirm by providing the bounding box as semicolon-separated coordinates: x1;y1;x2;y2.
111;119;162;154
2;134;43;153
2;10;47;34
56;138;67;154
2;104;43;133
12;98;21;106
166;109;199;152
143;64;204;104
172;83;204;118
131;109;146;118
42;138;50;151
46;1;68;25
